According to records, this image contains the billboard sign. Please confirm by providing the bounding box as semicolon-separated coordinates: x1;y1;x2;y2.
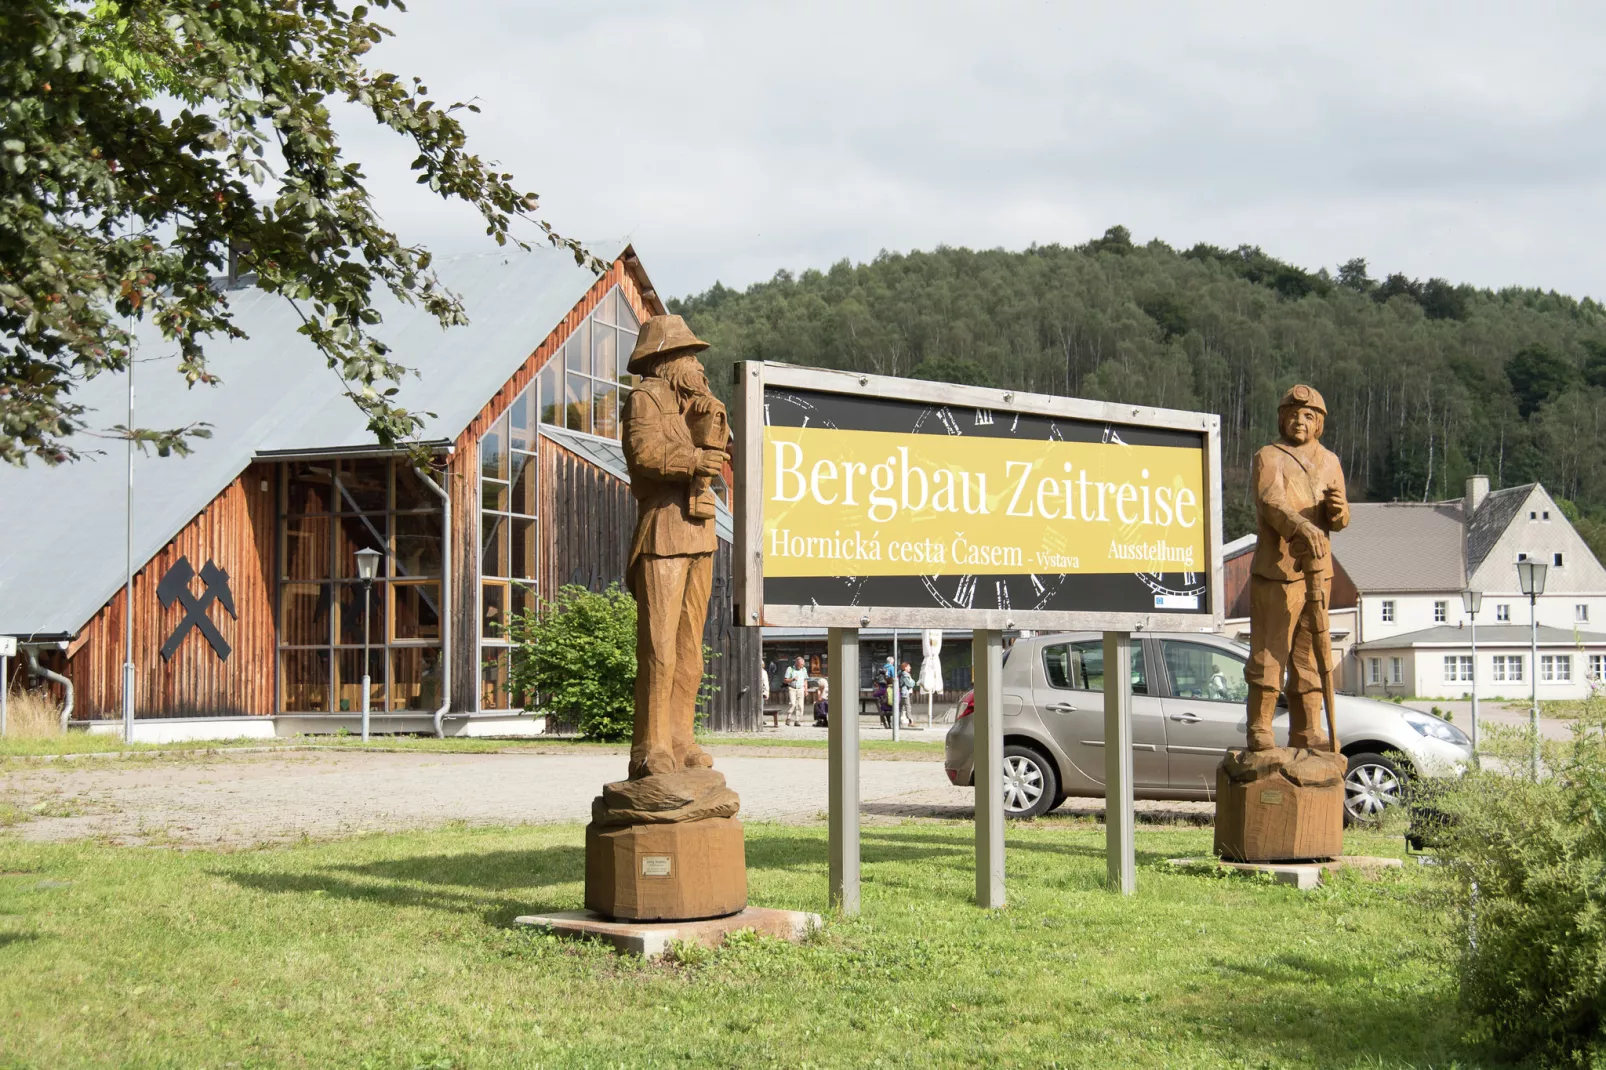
733;362;1223;631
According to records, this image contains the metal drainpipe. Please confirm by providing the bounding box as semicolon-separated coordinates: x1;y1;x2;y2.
412;466;452;738
23;645;74;731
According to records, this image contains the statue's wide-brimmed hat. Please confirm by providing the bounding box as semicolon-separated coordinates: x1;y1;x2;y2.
626;314;709;374
1278;383;1327;414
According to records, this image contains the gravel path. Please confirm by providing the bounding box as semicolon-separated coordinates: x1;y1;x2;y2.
0;748;1209;847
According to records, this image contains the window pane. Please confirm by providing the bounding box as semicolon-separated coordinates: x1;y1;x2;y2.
481;512;507;578
394;466;438;512
512;581;538;621
593;324;616;381
598;288;616;325
592;382;618;439
538;359;561;424
1064;640;1148;694
392;514;442;578
482;479;507;512
336;513;389;579
566;322;590;373
566;374;591;434
510;454;536;517
281;650;330;712
392;582;441;641
336;582;384;645
481;582;508;640
511;517;537;579
509;387;533;452
616;295;639;331
336;459;388;513
1162;642;1248;703
482;413;508;481
281;583;331;645
286;463;334;514
480;646;510;710
283;515;331;580
618;332;637;382
335;649;385;714
391;647;444;711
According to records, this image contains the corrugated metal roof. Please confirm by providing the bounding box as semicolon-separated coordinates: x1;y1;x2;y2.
1329;502;1467;592
1356;624;1606;649
0;244;620;637
538;423;734;543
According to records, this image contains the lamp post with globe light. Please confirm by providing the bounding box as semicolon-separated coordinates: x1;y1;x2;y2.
1516;559;1547;780
354;547;382;743
1462;588;1482;767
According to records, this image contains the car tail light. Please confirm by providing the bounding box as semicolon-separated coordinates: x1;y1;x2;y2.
946;767;960;785
957;690;974;719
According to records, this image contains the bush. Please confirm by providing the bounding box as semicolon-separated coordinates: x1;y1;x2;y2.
1432;700;1606;1064
506;584;637;742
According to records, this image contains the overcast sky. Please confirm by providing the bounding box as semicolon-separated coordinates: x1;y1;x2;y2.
341;1;1606;302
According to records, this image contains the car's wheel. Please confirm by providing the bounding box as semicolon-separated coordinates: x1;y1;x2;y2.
1344;751;1406;824
1001;744;1058;819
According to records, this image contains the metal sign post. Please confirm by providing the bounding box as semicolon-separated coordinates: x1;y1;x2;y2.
827;626;860;914
974;629;1005;908
1103;631;1136;894
0;634;14;737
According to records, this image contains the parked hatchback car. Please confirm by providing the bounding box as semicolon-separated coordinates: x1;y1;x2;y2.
944;630;1471;822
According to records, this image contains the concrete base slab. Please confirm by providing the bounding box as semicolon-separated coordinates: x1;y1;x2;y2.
513;905;821;959
1168;854;1404;891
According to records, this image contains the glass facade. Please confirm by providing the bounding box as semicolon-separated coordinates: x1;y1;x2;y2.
478;285;639;710
277;459;444;713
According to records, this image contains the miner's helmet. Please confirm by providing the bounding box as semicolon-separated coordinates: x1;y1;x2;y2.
1278;384;1327;415
626;314;709;375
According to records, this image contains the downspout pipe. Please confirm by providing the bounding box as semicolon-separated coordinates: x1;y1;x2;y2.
24;644;73;731
413;466;452;738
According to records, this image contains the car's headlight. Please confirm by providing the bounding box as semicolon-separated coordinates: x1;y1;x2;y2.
1403;711;1470;747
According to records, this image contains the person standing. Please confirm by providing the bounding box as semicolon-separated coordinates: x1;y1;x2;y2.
813;675;830;727
783;655;808;727
898;662;917;729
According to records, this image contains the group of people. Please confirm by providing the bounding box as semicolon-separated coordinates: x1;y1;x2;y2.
758;654;921;729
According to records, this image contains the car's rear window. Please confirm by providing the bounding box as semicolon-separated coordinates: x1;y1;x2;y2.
1043;641;1147;694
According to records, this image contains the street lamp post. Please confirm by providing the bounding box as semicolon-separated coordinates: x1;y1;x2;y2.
1462;588;1482;767
1516;559;1548;780
354;547;382;743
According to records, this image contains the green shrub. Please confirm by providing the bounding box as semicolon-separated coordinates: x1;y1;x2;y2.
506;584;636;742
1433;699;1606;1064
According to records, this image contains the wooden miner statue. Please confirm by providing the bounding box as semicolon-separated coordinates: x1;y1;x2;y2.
621;314;730;778
1245;384;1349;750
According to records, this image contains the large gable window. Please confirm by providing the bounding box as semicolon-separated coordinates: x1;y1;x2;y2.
477;285;640;710
278;460;444;714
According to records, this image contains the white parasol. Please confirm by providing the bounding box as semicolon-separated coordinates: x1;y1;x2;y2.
919;630;943;727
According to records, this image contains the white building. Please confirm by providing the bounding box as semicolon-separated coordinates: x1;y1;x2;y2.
1337;477;1606;700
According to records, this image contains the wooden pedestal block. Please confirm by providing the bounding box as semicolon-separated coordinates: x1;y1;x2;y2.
585;816;747;922
1214;748;1346;863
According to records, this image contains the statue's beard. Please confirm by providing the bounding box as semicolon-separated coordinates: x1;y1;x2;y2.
657;355;711;399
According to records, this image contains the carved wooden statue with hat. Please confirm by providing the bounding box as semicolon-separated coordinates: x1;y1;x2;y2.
584;313;748;921
1214;384;1352;863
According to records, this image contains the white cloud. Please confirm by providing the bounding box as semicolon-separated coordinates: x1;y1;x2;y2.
337;0;1606;300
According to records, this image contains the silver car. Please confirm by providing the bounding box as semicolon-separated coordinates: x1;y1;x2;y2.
943;630;1471;822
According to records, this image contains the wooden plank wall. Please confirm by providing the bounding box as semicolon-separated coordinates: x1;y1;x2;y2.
59;461;277;717
537;438;760;733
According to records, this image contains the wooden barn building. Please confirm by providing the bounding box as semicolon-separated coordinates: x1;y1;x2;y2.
0;244;761;740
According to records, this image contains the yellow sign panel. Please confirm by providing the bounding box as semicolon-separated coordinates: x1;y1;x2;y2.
762;426;1207;578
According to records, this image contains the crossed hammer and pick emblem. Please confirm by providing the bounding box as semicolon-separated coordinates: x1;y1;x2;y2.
157;556;237;662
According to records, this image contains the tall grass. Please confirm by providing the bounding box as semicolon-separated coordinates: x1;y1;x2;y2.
3;688;62;738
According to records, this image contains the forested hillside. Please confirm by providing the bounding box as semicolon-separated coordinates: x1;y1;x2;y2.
671;227;1606;549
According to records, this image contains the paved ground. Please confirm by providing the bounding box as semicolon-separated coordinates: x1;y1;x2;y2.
0;745;1208;848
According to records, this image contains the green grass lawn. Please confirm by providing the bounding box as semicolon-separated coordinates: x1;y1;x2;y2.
0;820;1466;1068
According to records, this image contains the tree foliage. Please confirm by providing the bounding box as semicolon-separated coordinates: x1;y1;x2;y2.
671;235;1606;552
506;584;636;742
1;0;598;465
